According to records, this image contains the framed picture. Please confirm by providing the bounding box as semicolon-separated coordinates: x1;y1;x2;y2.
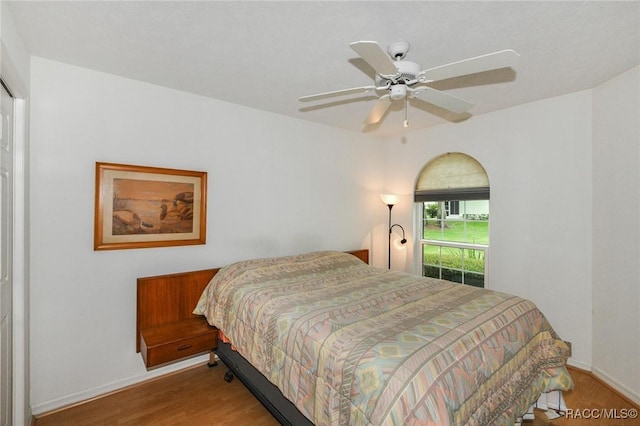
94;162;207;250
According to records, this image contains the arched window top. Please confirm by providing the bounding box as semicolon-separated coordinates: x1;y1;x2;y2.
414;152;489;201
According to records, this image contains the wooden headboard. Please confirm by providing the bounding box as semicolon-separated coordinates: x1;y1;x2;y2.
136;249;369;352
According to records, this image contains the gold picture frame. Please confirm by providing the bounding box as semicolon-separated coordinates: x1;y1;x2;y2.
94;162;207;250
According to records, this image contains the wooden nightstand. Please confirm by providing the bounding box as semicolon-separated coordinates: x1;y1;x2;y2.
140;317;218;368
136;268;220;369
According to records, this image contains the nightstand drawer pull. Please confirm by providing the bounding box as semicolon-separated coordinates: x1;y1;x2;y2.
177;344;193;351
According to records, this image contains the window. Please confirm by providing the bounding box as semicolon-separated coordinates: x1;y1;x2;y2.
414;153;489;287
421;200;488;287
444;200;459;216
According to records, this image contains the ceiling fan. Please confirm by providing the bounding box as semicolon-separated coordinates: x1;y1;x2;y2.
299;41;520;126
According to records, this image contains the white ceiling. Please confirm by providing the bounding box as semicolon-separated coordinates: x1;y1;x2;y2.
7;1;640;137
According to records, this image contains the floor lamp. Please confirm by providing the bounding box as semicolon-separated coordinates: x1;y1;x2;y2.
380;194;407;269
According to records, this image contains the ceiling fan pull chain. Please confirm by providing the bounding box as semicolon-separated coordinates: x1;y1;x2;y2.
404;95;409;128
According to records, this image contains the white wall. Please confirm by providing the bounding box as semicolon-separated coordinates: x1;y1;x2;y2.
27;55;640;412
381;91;594;370
29;57;387;413
592;65;640;404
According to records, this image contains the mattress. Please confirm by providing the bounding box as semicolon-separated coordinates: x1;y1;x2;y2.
195;250;573;425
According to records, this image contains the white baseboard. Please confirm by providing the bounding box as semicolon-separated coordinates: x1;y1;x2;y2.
591;366;640;406
565;358;640;406
31;354;209;416
566;357;591;371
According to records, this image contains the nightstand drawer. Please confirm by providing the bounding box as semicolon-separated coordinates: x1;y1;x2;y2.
143;332;215;367
140;317;217;368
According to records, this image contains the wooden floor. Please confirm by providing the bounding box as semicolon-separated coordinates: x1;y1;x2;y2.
34;364;639;426
530;366;639;426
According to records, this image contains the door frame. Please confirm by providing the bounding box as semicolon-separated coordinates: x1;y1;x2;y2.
0;77;29;426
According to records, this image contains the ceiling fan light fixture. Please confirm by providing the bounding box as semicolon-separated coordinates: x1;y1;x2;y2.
389;84;407;100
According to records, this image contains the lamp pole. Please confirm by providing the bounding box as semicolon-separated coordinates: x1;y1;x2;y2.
380;194;405;270
387;203;393;269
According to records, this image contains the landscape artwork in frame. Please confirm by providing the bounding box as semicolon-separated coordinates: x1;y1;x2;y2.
94;162;207;250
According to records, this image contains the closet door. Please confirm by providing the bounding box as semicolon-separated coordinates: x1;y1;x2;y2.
0;84;14;426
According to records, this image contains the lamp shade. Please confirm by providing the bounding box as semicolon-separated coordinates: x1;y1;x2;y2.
380;194;400;206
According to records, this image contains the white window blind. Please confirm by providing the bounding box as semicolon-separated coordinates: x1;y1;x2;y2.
414;152;489;201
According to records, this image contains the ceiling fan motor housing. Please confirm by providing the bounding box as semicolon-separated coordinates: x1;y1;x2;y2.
392;61;422;81
377;60;422;99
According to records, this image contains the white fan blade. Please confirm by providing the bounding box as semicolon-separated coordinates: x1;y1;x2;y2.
365;95;392;124
299;85;376;102
413;88;473;113
419;49;520;82
350;41;399;77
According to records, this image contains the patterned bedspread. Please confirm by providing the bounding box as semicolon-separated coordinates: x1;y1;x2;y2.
195;251;573;425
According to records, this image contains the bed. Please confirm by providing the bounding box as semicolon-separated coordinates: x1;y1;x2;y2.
193;250;573;425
